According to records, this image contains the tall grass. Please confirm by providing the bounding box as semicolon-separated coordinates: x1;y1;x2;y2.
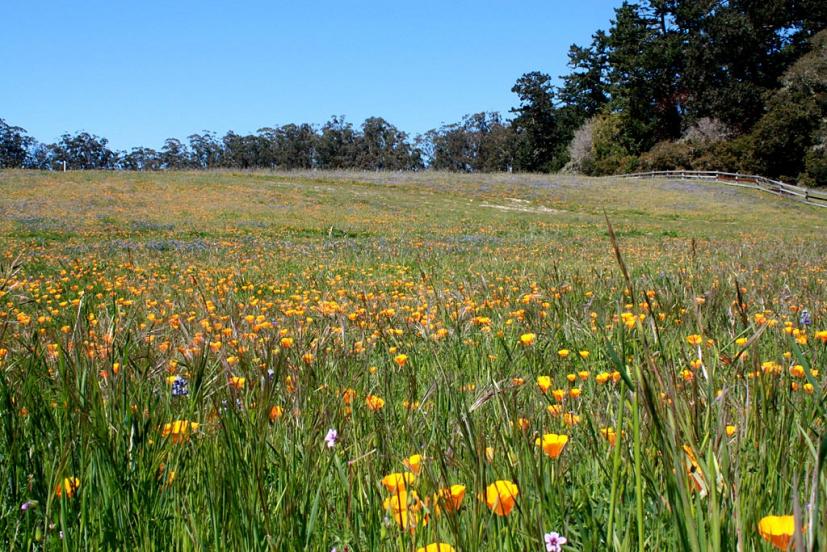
0;170;825;550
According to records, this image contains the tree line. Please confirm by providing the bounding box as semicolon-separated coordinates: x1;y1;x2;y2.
0;117;423;172
2;1;826;184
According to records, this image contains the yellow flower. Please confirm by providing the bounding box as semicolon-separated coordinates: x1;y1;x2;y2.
158;463;176;487
758;515;798;550
162;420;200;443
403;454;423;475
579;350;590;359
519;333;536;347
416;545;455;552
485;480;519;516
56;477;80;498
342;388;357;404
562;412;580;426
725;425;736;437
279;337;294;349
228;376;245;390
381;472;415;493
366;394;385;412
437;484;466;513
536;433;568;459
595;372;610;384
557;349;570;358
393;353;409;367
383;490;422;530
686;334;703;346
536;376;552;393
601;427;618;446
268;405;283;422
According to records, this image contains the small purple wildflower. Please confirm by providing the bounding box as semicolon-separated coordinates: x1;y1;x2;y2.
544;531;567;552
21;501;33;511
324;428;338;449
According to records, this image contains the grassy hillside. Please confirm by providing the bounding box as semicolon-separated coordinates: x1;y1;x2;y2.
2;170;824;241
0;170;825;550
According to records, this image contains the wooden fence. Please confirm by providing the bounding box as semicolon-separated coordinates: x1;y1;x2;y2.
617;170;827;209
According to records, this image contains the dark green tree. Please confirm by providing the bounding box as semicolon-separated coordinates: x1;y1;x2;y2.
51;132;116;169
357;117;420;170
188;132;224;169
120;147;161;171
605;2;684;153
0;118;34;168
510;72;565;171
160;138;191;169
317;116;359;169
559;31;610;126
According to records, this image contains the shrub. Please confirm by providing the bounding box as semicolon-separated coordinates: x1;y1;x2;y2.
637;141;697;171
575;112;639;176
679;117;732;145
803;145;827;187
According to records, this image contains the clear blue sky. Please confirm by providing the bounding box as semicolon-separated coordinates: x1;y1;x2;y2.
1;0;623;151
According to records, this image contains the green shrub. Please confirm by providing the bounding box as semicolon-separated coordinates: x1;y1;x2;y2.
637;141;697;171
803;146;827;186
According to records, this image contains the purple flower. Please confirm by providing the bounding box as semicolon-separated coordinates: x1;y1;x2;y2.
544;531;567;552
20;501;33;511
171;376;189;396
324;428;338;449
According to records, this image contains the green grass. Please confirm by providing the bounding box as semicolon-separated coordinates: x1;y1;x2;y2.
0;169;825;550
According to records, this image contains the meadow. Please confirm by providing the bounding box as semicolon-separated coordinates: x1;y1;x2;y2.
0;169;825;551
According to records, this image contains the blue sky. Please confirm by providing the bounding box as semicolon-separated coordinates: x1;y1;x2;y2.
1;1;623;150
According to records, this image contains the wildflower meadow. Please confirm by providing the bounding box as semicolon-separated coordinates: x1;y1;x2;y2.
0;169;825;551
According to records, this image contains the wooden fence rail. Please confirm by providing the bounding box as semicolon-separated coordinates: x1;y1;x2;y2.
617;170;827;209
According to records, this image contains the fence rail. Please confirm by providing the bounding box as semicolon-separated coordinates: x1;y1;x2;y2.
617;170;827;208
